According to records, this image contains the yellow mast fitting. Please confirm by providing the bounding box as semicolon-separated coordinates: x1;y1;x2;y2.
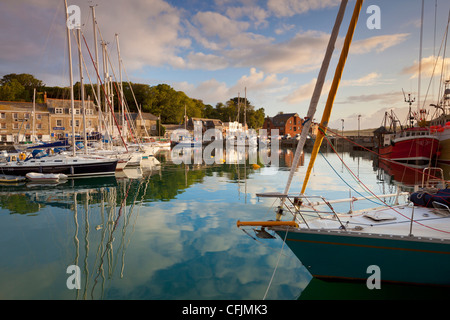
236;220;299;228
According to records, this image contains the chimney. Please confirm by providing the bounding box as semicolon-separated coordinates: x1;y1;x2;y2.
44;92;47;104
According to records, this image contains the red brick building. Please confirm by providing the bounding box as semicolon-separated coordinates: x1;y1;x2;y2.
263;113;303;137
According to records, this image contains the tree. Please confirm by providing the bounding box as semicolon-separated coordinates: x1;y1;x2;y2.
0;73;44;101
0;79;26;101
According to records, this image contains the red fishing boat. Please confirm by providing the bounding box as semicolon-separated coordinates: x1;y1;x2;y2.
377;93;439;166
379;127;439;166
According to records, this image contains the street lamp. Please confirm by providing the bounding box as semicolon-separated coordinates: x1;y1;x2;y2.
358;115;361;137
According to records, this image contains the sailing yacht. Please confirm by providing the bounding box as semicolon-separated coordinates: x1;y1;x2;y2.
0;1;120;178
237;0;450;287
0;150;117;178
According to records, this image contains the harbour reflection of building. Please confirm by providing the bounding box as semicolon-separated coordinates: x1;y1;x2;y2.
281;149;304;168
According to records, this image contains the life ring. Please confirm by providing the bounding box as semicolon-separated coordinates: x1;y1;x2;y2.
19;152;26;161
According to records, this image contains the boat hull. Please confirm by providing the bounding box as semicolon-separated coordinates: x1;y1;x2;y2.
276;229;450;286
379;136;439;165
0;160;118;178
437;129;450;165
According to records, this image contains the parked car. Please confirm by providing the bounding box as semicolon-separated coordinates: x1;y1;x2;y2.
282;134;291;140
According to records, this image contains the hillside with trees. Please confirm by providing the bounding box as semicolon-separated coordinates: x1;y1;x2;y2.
0;73;266;129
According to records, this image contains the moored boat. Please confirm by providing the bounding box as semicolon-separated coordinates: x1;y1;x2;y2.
238;190;450;286
0;174;26;183
378;127;439;166
26;172;68;183
237;0;450;288
0;150;118;178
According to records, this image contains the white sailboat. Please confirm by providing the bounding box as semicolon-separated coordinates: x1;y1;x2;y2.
0;1;119;178
238;0;450;287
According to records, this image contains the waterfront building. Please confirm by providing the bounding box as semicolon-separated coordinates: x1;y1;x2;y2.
0;100;51;143
46;98;99;140
187;117;223;134
0;97;159;146
263;112;304;137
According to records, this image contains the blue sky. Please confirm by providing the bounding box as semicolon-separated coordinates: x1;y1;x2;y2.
1;0;449;130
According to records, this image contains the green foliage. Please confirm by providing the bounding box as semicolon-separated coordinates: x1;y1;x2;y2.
0;73;44;102
204;97;265;129
0;73;265;127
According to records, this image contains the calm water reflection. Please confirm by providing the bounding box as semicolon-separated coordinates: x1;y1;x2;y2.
0;148;447;300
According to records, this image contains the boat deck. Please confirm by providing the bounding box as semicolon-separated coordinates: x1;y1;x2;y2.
280;203;450;242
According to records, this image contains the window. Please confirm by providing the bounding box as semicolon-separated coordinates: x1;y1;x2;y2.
25;124;30;129
70;120;80;127
13;113;18;119
37;123;42;129
0;123;6;129
55;108;63;114
13;123;19;130
0;113;5;119
86;109;93;115
36;114;42;120
24;113;30;119
56;119;63;127
70;108;80;115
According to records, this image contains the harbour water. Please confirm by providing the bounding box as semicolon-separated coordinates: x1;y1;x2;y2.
0;147;449;300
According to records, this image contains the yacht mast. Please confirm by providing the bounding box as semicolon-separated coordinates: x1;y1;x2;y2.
77;28;87;154
116;33;126;142
32;88;36;142
283;0;349;196
64;0;76;157
300;0;363;195
90;5;102;149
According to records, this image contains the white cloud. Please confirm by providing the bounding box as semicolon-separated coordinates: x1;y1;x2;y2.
267;0;341;17
284;73;385;105
341;72;388;86
231;30;330;74
225;5;269;28
174;68;288;105
185;52;229;70
401;55;450;79
350;34;410;55
0;0;191;83
189;10;271;53
283;78;331;105
275;24;295;35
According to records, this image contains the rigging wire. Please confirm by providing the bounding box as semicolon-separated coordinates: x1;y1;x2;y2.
318;150;385;206
321;130;450;234
262;227;290;301
326;126;444;183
